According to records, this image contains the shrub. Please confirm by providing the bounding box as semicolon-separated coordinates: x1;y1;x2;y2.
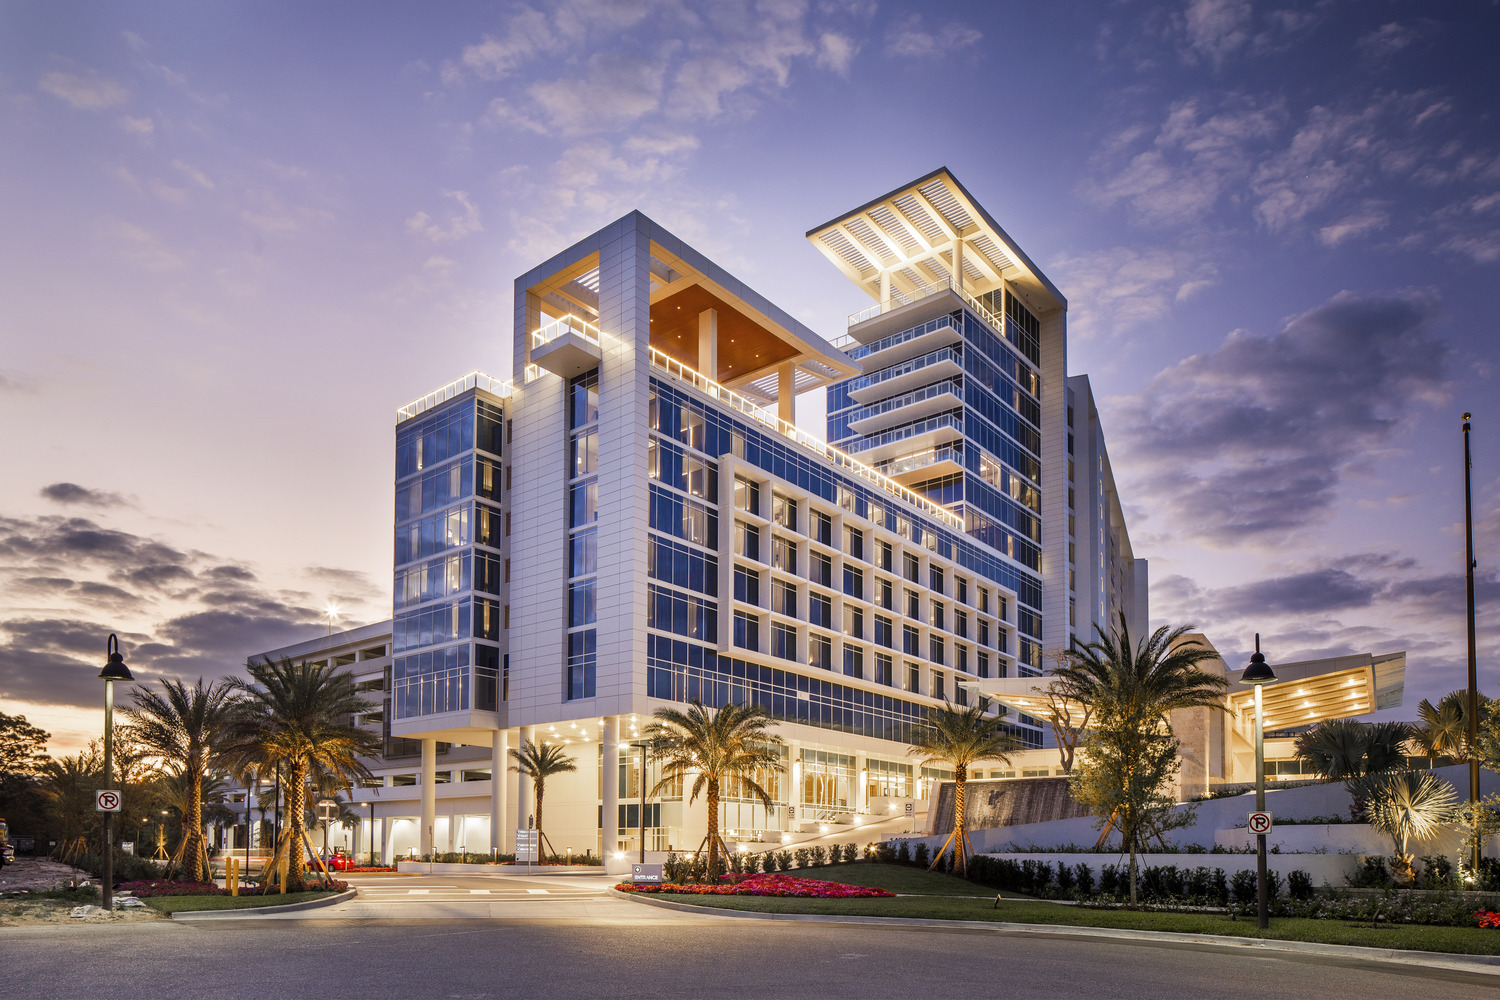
811;846;828;866
913;843;930;868
793;848;810;869
1347;856;1391;888
776;850;792;872
689;854;708;882
728;852;744;875
897;841;911;865
1230;869;1258;904
744;852;762;875
1055;861;1075;894
876;841;896;863
1212;868;1230;906
1288;869;1314;900
1074;863;1095;896
1419;855;1457;890
1099;864;1120;899
844;844;859;863
1265;868;1282;900
1184;866;1213;902
119;879;226;898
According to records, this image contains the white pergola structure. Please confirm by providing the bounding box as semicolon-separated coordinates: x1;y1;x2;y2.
805;166;1065;324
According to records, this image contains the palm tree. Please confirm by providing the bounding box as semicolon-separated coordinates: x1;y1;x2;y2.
1413;690;1490;765
221;657;378;892
909;702;1024;877
508;740;577;860
1057;616;1226;906
1294;719;1411;781
1053;614;1228;720
644;700;785;880
39;749;103;862
121;677;239;882
1353;769;1457;882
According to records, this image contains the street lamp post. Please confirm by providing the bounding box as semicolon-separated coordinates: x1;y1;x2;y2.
1463;412;1481;876
1239;634;1278;930
99;634;134;912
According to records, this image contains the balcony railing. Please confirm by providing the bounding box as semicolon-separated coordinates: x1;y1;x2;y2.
839;379;963;427
396;372;512;423
531;313;601;351
843;347;963;395
646;347;963;530
842;317;959;360
875;444;963;478
838;413;964;454
847;279;1009;342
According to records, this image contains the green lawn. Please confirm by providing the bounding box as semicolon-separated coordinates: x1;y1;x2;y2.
144;890;344;913
653;864;1500;957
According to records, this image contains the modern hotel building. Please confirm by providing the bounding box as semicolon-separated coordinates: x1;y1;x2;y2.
250;170;1173;867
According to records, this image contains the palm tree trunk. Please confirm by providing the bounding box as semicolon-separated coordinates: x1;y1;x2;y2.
185;762;205;882
283;764;308;892
953;771;968;878
1129;836;1139;908
707;780;721;881
535;780;545;863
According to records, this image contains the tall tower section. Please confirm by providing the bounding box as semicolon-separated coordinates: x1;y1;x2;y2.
809;169;1069;682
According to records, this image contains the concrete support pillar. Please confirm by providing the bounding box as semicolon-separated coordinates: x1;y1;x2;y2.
698;309;718;380
777;363;795;426
491;729;508;855
420;738;437;858
517;725;535;832
788;740;803;832
855;753;868;816
879;270;891;307
952;238;965;295
602;717;620;858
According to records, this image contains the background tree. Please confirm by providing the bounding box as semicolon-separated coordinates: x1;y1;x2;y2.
1352;769;1457;882
1041;657;1091;773
222;657;377;892
1057;616;1225;906
644;700;785;880
508;740;577;860
39;747;103;861
122;677;240;882
0;712;51;846
1294;719;1412;781
1415;690;1493;766
908;702;1022;876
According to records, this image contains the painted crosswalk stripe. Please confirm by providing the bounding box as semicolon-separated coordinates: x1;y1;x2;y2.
408;889;430;895
526;889;549;894
470;889;491;894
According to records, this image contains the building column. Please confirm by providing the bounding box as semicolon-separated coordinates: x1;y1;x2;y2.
951;238;965;295
491;729;508;856
777;363;795;425
516;725;535;832
788;739;803;833
879;269;891;308
855;753;868;817
698;309;718;381
602;717;620;858
420;737;436;858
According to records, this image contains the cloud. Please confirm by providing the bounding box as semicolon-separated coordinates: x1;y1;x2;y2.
1181;0;1251;64
1317;203;1390;246
884;13;981;57
100;218;185;271
816;32;858;75
1357;22;1422;59
118;115;154;135
0;513;374;715
171;160;214;190
1116;289;1449;546
38;70;127;111
39;483;129;508
1050;246;1218;341
528;52;666;134
405;190;483;243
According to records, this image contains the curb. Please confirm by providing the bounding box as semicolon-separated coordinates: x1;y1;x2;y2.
607;890;1500;977
169;889;357;921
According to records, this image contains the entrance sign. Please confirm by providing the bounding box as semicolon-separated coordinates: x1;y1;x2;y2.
515;829;539;862
631;863;663;884
904;801;914;816
1247;811;1273;835
95;790;122;812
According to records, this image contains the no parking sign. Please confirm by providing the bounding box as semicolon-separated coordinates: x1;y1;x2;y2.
95;790;122;813
1247;811;1272;835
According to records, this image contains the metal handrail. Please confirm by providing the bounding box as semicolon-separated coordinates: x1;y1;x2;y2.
531;313;601;350
395;372;512;423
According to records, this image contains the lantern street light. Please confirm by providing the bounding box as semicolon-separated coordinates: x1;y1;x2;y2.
1239;634;1277;930
99;634;134;911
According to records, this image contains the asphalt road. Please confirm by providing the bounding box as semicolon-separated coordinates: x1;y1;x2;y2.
4;874;1498;999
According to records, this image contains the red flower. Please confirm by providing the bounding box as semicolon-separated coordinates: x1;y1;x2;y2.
615;874;893;899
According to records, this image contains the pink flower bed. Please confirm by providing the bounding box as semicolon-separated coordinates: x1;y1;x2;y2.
616;873;894;898
119;879;226;897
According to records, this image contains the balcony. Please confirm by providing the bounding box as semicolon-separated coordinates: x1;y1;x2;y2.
845;317;962;370
837;412;964;466
530;314;602;379
847;379;964;436
847;347;964;404
875;445;965;486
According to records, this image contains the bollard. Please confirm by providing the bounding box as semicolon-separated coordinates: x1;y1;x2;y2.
229;856;239;896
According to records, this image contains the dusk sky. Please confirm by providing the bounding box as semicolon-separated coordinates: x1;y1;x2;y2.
4;1;1499;755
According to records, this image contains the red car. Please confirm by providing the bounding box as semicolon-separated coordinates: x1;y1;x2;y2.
322;850;356;871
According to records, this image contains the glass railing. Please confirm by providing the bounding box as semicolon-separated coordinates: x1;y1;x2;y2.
839;413;964;454
531;313;601;351
396;371;512;423
844;347;963;394
844;317;959;360
839;379;962;427
847;279;1009;343
646;347;963;529
875;444;963;478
